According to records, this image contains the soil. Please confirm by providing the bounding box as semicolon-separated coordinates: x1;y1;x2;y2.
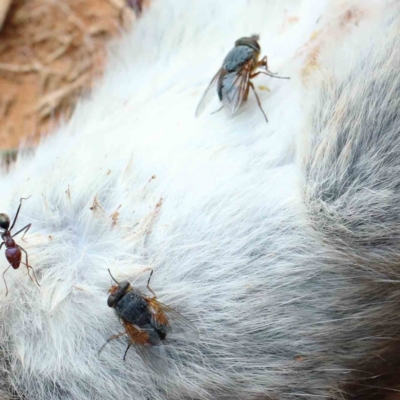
0;0;145;151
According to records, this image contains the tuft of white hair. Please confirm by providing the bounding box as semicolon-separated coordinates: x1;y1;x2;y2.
0;0;399;399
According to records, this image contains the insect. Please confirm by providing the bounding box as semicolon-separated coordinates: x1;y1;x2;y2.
0;197;40;296
99;269;198;368
195;34;289;122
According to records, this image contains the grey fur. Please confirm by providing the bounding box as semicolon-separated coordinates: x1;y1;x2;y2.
0;0;399;399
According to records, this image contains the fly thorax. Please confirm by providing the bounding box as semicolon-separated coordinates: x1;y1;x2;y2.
115;291;150;325
222;45;254;72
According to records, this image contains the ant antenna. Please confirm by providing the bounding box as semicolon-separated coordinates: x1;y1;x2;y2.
107;269;118;284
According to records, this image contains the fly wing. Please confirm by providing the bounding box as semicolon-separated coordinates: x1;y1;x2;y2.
220;60;252;116
122;319;169;372
146;297;199;343
195;68;224;117
123;319;152;346
136;342;169;373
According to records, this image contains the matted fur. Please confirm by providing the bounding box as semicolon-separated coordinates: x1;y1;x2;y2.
0;0;399;399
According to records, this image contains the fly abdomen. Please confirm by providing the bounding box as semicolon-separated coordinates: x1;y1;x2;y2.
154;328;166;341
142;324;164;345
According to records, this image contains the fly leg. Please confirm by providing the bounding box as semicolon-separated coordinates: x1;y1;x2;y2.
251;70;290;80
123;344;132;361
257;55;268;69
254;56;289;79
98;332;127;356
243;82;251;102
249;82;268;123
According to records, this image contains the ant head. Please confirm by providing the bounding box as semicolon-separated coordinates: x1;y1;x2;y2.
0;214;10;231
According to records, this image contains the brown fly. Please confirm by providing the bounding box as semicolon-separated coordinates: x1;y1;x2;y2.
99;269;198;370
195;34;289;122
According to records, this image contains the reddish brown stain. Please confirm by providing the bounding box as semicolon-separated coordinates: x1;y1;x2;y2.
0;0;139;150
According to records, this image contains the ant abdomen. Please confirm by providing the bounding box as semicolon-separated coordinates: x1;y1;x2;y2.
5;247;21;269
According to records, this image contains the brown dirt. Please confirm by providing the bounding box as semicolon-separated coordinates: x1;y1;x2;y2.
0;0;146;151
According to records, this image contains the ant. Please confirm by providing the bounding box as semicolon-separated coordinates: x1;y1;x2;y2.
0;197;40;296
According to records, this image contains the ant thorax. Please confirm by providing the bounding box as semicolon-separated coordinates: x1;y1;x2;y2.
4;237;15;248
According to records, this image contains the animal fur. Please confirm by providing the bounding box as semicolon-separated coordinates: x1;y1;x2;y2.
0;0;400;399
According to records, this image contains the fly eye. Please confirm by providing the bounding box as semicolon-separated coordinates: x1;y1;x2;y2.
0;214;10;231
234;36;260;52
234;37;245;47
107;295;116;307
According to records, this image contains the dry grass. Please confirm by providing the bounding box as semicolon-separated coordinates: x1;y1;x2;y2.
0;0;12;28
0;0;145;150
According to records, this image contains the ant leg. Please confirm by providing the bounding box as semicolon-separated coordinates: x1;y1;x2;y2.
20;261;38;285
98;332;127;356
147;270;157;299
2;265;11;296
12;224;31;241
249;82;268;123
9;196;31;232
211;105;224;115
123;344;132;361
18;246;32;282
250;71;290;80
0;242;4;251
19;246;40;287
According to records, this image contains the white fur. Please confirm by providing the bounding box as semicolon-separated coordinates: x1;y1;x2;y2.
0;0;399;399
